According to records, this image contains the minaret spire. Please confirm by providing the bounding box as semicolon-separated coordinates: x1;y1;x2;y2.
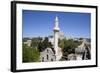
53;16;60;61
54;16;60;31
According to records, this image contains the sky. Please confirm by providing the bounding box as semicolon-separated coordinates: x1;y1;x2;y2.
22;10;91;38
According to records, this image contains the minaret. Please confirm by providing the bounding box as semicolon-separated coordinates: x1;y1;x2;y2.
53;16;60;61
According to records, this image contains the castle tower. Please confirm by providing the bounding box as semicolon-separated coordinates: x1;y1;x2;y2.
53;16;60;61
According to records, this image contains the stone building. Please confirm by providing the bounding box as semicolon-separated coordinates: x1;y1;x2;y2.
68;39;91;60
40;48;56;62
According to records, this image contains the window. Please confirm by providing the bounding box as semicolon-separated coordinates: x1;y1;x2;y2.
47;49;49;53
42;57;44;62
47;55;49;60
51;58;53;61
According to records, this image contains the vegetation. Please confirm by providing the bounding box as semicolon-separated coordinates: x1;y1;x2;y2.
23;44;40;62
58;39;82;59
31;37;42;49
23;37;52;62
23;37;83;62
23;38;30;42
38;37;52;52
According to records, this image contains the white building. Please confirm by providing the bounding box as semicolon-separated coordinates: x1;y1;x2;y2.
48;36;54;45
24;39;32;47
48;32;66;46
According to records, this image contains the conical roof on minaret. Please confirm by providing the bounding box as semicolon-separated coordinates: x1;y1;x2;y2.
55;16;58;21
54;16;60;31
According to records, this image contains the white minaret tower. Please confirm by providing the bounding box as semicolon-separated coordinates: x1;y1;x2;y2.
53;16;60;61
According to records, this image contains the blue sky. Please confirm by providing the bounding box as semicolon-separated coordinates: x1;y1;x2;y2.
22;10;91;38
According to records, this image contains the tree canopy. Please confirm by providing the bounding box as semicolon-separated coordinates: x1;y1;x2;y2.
23;44;40;62
59;39;82;56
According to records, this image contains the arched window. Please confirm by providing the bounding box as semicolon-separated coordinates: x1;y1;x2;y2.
47;49;49;53
42;57;44;62
47;54;49;60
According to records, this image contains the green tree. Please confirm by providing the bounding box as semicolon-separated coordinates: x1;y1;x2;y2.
38;37;52;52
79;38;83;40
23;44;40;62
59;39;65;49
63;39;81;53
31;37;42;49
